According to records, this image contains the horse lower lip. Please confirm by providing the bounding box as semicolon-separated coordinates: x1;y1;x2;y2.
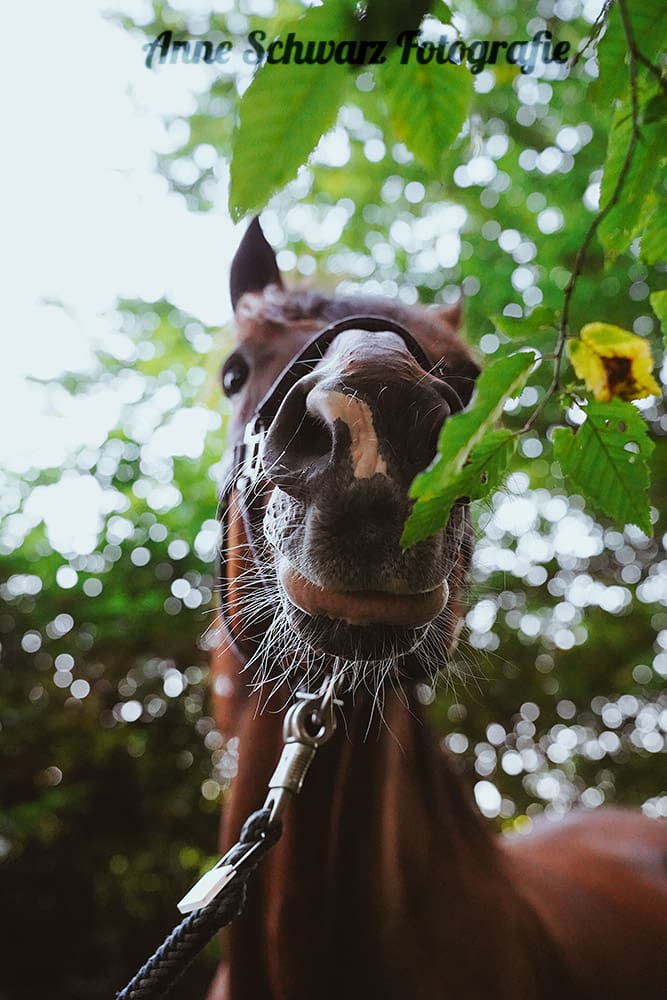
279;560;447;627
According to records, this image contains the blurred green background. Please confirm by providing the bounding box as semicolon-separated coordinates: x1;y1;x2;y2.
1;1;665;997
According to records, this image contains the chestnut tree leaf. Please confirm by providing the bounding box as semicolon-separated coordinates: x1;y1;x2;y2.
377;44;472;171
403;352;535;546
553;398;654;535
229;2;354;220
402;429;516;547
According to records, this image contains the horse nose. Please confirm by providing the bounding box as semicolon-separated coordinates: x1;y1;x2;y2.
262;370;451;499
307;384;388;478
262;372;381;497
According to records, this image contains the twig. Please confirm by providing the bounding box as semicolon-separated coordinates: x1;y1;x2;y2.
570;0;614;70
520;0;643;438
634;46;667;98
558;0;640;377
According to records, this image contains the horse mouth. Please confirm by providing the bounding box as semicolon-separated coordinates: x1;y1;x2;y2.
279;559;447;632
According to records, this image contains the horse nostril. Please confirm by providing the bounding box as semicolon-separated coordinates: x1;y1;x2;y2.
262;378;334;496
298;412;332;462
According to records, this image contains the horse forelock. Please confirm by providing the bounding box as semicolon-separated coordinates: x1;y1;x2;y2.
234;284;466;361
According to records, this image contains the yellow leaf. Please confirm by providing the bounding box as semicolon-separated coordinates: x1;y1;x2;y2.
568;323;661;402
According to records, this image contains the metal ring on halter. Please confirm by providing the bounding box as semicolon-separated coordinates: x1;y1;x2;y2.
283;695;338;748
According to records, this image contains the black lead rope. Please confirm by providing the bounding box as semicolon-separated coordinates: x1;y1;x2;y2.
115;809;281;1000
115;679;342;999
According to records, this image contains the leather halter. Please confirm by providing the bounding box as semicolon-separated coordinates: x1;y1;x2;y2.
217;314;463;663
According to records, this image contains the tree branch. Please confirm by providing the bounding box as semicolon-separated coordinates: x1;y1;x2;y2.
555;0;640;381
519;0;642;435
570;0;614;70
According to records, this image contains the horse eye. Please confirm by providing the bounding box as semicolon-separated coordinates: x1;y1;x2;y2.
222;353;249;397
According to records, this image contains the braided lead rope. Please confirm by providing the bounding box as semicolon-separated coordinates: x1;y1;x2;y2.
115;676;342;1000
115;808;281;1000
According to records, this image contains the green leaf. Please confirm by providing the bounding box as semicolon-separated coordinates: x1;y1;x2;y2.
377;45;471;171
594;3;627;109
640;202;667;265
598;93;666;258
402;429;516;546
553;399;655;535
403;351;535;544
596;0;667;261
649;289;667;343
433;2;454;23
229;3;352;219
492;306;558;340
623;0;667;66
644;92;667;124
410;351;536;503
596;0;667;107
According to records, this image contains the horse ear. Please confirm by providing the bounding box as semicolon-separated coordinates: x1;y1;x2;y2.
436;301;463;333
230;217;283;310
433;302;480;406
449;355;480;407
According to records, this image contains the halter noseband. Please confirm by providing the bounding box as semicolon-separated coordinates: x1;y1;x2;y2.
217;315;462;662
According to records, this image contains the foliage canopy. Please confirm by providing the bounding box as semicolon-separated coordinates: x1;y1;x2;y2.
1;2;666;997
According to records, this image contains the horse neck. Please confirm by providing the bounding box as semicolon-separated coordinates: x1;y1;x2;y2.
222;685;562;1000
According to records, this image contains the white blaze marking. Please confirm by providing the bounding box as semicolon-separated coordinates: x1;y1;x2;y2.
306;387;388;479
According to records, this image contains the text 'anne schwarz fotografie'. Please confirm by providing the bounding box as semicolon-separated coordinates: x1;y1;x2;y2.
144;29;571;76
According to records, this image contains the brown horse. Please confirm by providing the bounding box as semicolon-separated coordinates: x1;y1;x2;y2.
208;219;667;1000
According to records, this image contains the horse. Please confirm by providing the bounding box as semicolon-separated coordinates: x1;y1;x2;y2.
207;218;667;1000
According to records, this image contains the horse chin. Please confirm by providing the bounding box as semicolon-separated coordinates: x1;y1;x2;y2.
277;558;446;663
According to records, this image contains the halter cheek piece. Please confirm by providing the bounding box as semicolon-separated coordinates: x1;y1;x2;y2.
217;315;464;662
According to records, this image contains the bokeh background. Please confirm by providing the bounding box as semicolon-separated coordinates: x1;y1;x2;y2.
1;1;665;997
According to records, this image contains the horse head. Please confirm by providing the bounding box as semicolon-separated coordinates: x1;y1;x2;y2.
217;218;479;699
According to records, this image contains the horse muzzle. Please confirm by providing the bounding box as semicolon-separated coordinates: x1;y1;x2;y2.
276;557;449;661
279;558;448;628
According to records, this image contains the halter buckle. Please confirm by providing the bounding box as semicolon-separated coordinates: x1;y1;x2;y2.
236;418;266;491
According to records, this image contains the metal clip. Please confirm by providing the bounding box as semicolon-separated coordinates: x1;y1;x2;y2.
178;676;344;912
263;675;344;826
263;740;317;826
